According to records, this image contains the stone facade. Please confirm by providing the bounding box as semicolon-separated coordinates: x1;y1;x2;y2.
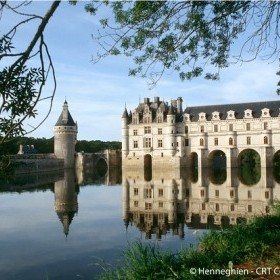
54;101;78;168
122;97;280;169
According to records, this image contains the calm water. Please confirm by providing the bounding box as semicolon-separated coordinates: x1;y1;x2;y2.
0;168;205;280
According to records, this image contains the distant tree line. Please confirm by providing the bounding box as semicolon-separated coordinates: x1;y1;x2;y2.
0;137;121;156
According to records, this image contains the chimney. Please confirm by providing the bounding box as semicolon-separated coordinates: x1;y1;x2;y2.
177;97;183;114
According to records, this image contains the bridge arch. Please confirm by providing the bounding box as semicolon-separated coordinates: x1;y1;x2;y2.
238;148;261;167
208;150;227;185
273;150;280;183
238;149;261;185
96;157;108;177
144;154;152;181
189;152;198;183
208;150;227;169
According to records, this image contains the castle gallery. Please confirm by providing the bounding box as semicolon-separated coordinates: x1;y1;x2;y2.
122;97;280;169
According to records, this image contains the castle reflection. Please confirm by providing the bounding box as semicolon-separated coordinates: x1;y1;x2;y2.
54;170;79;236
122;166;280;239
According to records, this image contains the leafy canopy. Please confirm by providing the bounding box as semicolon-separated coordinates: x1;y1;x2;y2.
87;1;280;90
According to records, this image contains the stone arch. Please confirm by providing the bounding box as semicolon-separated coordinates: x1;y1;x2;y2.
273;150;280;167
238;149;261;185
144;154;152;181
273;150;280;183
208;150;227;185
238;148;260;167
96;157;108;177
189;152;198;183
208;150;227;168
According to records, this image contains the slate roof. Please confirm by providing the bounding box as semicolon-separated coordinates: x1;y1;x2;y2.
55;110;76;126
184;100;280;121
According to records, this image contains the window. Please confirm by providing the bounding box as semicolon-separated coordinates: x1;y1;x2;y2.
248;190;252;199
185;126;188;133
159;201;163;208
247;136;251;145
264;136;268;144
158;189;164;197
145;203;152;210
144;116;151;123
264;122;268;130
214;138;219;146
229;137;233;145
132;117;138;124
214;125;218;132
215;190;219;197
144;126;151;134
144;188;152;198
157;116;163;123
248;205;252;213
185;138;189;146
265;191;269;199
230;190;234;197
216;203;220;211
133;129;138;136
202;203;206;210
229;124;233;131
200;125;204;133
231;204;235;211
134;188;138;196
157;139;163;148
200;138;204;146
144;138;152;148
133;141;138;148
201;189;205;197
246;123;251;131
158;128;162;135
134;201;138;207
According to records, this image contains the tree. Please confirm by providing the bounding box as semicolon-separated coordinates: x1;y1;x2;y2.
0;0;60;142
88;1;280;90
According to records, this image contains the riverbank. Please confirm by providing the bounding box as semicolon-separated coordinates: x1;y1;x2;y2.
99;203;280;280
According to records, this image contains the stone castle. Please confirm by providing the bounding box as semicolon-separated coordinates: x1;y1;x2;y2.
122;97;280;169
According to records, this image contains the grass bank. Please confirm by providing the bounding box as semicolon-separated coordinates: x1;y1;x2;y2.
99;204;280;280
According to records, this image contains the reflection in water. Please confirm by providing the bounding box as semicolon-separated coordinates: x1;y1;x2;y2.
239;163;261;185
209;167;227;185
123;166;280;239
54;170;79;236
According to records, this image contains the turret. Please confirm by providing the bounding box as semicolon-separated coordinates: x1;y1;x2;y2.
54;101;77;168
122;107;129;157
166;104;176;156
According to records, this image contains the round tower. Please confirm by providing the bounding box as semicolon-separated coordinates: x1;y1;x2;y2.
122;107;129;158
54;101;78;168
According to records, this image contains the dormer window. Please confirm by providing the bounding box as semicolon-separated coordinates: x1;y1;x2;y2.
244;109;253;118
261;108;270;118
227;110;235;119
212;111;220;120
199;112;206;121
184;113;190;122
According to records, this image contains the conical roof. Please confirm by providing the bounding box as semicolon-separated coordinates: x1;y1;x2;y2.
55;101;76;126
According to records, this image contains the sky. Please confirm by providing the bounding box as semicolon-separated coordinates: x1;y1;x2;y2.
2;1;280;141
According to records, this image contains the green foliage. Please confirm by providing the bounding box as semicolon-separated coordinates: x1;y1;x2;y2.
99;203;280;280
0;137;121;155
0;65;43;138
0;1;60;141
76;140;121;153
89;1;280;89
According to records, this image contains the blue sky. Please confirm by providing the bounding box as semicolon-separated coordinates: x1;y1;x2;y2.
2;1;280;141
